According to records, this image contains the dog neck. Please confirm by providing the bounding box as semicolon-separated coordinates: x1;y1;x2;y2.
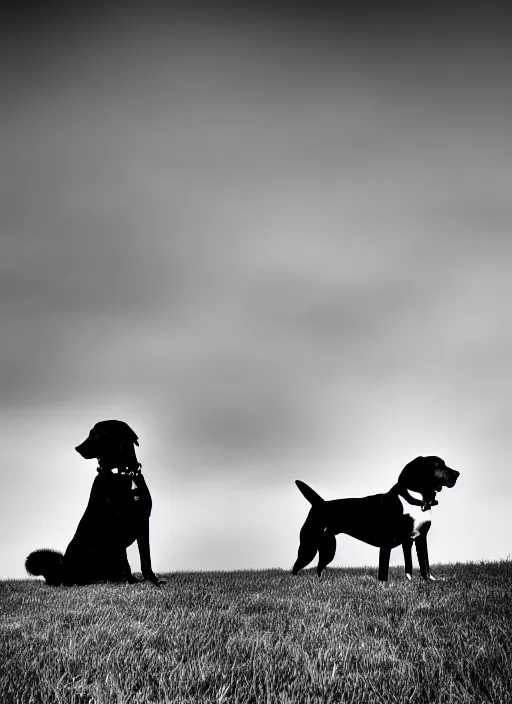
395;484;437;512
396;485;423;505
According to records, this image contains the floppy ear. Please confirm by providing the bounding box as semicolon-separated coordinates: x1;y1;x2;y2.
402;456;424;472
398;456;425;485
124;423;139;446
117;437;140;470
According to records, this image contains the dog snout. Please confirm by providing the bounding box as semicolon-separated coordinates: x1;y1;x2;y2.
75;440;95;459
446;468;459;487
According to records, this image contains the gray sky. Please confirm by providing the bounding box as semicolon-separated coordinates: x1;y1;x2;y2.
2;2;512;577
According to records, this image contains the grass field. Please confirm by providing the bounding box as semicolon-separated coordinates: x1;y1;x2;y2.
1;562;511;704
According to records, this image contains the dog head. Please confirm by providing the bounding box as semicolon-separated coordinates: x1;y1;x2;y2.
398;456;459;504
75;420;140;473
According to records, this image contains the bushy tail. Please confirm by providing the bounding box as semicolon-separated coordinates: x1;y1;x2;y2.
295;480;324;506
25;549;63;584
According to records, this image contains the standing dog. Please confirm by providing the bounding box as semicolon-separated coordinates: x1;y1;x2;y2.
26;420;164;586
292;456;459;581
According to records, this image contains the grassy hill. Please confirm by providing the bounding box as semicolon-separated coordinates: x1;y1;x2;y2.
1;562;511;703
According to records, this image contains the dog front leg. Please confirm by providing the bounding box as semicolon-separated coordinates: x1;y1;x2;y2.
402;539;414;581
118;548;141;583
137;519;165;585
415;533;435;580
416;533;436;582
378;546;391;582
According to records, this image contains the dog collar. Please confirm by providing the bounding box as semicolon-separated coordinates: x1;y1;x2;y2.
120;464;142;477
97;463;142;477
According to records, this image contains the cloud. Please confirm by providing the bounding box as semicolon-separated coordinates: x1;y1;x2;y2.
3;3;512;577
2;3;512;475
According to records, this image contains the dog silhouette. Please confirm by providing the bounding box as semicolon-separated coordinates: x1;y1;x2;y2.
292;456;459;581
26;420;164;586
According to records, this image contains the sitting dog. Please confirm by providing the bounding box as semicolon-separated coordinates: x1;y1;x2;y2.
26;420;164;586
292;456;459;581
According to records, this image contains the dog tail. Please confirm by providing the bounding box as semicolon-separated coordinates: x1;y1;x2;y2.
295;480;325;506
25;549;63;585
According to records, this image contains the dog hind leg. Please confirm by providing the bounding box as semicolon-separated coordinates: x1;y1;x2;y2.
317;530;336;577
292;540;319;575
292;511;325;575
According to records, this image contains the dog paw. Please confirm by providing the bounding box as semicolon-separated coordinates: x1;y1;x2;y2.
144;573;166;586
405;573;412;581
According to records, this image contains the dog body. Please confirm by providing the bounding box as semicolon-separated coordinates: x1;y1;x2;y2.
26;420;163;586
292;456;459;581
59;470;154;585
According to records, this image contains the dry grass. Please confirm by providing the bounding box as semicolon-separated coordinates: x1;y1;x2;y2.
1;561;511;703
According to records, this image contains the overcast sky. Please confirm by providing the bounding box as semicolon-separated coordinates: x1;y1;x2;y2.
2;2;512;578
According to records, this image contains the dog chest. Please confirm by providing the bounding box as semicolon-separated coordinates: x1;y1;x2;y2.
398;493;432;535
